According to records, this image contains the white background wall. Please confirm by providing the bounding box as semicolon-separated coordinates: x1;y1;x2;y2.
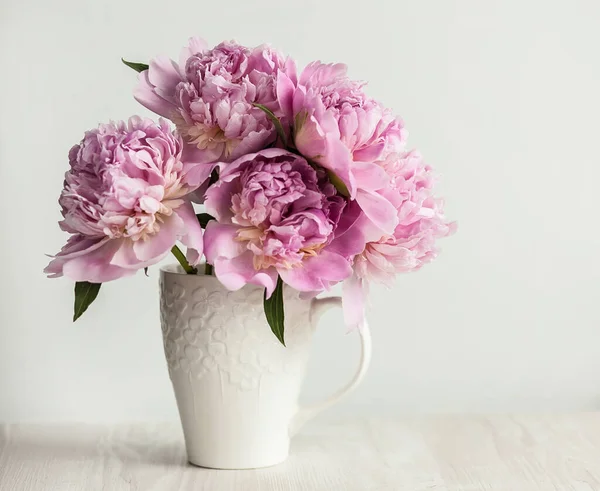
1;0;599;422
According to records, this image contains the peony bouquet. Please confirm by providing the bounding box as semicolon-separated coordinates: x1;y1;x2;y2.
45;37;455;345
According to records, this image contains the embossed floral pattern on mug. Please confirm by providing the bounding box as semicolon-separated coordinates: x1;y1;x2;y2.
160;278;313;390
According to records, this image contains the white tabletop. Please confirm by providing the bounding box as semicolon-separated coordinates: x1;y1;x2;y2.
1;415;599;490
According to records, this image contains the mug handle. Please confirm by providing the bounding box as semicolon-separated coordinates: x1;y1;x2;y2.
289;296;372;436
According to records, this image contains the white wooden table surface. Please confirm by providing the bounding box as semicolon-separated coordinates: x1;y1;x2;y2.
1;415;599;490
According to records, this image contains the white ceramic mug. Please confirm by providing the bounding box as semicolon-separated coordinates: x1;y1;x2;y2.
159;265;371;469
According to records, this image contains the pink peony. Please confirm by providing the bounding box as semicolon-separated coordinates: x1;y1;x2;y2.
135;38;295;187
357;151;455;279
277;61;407;234
339;150;456;327
203;148;351;296
44;117;203;283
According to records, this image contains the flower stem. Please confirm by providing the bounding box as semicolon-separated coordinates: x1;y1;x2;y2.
171;245;197;274
205;263;214;276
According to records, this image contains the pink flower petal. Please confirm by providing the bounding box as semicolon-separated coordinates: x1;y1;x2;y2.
46;236;110;262
110;238;165;269
147;56;182;100
182;143;223;168
328;221;367;258
179;37;209;71
292;85;307;117
351;162;389;192
355;189;399;235
299;61;347;86
133;213;183;262
353;140;386;162
229;128;275;161
44;236;109;278
214;252;278;296
204;177;238;223
62;239;138;283
304;250;352;281
203;222;245;263
328;200;368;257
276;72;296;120
342;274;366;330
284;57;298;86
294;114;327;161
323;134;356;197
175;201;203;265
134;71;176;119
278;265;324;292
278;251;351;292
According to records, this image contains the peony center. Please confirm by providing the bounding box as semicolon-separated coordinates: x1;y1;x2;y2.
173;114;238;157
234;226;326;271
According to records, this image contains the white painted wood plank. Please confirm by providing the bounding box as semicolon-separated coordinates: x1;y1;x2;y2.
1;415;600;490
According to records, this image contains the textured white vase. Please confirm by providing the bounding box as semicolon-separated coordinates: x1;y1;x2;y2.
159;264;371;469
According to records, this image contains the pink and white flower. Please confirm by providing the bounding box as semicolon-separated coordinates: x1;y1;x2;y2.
135;38;295;188
44;117;203;283
45;36;456;334
203;148;351;296
277;61;407;234
339;150;456;327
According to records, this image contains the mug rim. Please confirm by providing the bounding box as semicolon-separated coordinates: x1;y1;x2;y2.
159;263;224;283
160;263;211;276
159;263;307;299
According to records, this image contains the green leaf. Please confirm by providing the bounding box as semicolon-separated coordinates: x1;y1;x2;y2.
327;169;350;197
73;282;102;322
170;245;197;275
263;276;286;346
252;103;288;147
121;58;149;73
196;213;215;229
